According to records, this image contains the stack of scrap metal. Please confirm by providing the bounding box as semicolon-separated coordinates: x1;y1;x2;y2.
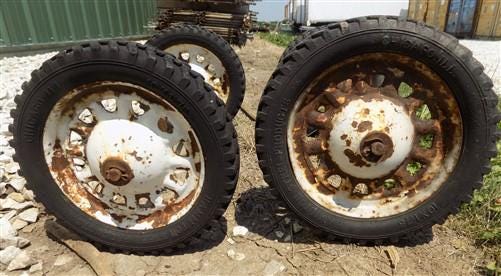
156;0;258;46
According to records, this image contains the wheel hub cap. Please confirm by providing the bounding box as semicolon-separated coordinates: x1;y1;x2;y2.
328;98;414;179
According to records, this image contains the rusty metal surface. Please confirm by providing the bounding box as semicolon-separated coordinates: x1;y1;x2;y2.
155;0;257;46
164;44;230;102
287;53;463;218
43;82;204;230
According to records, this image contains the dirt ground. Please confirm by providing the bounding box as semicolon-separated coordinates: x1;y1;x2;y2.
3;38;487;276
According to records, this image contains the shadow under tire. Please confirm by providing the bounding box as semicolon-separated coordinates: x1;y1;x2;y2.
10;41;239;252
255;16;500;242
147;24;246;118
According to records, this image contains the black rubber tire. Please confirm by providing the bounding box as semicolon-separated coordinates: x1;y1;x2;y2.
9;40;239;252
278;26;328;63
146;24;245;118
255;16;500;242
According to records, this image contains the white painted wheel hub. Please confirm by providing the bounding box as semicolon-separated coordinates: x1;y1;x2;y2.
43;82;204;230
328;98;415;179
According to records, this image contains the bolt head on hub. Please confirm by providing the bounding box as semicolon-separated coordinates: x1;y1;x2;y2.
101;158;134;186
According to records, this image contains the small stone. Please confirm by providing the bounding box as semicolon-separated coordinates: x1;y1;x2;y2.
66;264;95;276
263;260;286;275
7;192;24;203
274;230;284;239
284;217;291;225
22;189;34;201
0;182;6;194
227;249;245;261
53;254;73;266
4;163;19;174
8;178;25;191
226;238;235;245
0;218;17;239
283;235;291;242
0;237;30;249
7;251;36;271
0;246;21;265
29;261;43;273
292;222;303;233
232;225;249;237
11;219;28;230
0;168;5;181
2;210;17;221
0;197;33;210
21;223;36;233
0;154;11;164
0;124;10;136
18;207;39;223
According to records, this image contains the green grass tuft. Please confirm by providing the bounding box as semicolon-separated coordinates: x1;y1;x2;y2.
257;32;296;48
449;102;501;267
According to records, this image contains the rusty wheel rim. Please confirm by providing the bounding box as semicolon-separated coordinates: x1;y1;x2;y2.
43;82;204;229
164;44;230;102
287;53;463;218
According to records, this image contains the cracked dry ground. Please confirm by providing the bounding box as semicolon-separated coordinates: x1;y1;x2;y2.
5;38;487;275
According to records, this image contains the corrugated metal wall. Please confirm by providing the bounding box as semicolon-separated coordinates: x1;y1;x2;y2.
0;0;157;54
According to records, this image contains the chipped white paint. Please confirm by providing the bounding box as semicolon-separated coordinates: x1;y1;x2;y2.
164;44;229;101
328;98;414;179
43;82;204;230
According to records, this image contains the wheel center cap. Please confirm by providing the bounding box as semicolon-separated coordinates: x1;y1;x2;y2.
101;157;134;186
85;119;173;188
328;98;414;179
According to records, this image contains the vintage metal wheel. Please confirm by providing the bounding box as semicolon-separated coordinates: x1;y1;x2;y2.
146;24;245;118
288;53;462;218
256;17;499;241
164;44;229;102
44;82;204;230
10;41;239;252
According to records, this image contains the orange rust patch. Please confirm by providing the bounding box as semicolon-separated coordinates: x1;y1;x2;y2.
157;116;174;133
138;190;196;228
357;121;373;133
343;149;370;167
50;140;109;216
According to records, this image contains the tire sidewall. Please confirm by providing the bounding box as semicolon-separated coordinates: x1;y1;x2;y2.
264;29;487;239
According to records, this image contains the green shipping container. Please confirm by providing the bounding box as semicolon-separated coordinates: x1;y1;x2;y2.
0;0;157;55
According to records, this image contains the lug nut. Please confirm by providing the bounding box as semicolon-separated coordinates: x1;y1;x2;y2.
105;167;123;183
370;141;386;156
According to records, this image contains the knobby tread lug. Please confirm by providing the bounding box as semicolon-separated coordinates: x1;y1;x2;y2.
11;40;239;254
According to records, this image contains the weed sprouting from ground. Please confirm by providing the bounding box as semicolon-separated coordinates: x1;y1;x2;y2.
449;104;501;271
257;32;296;48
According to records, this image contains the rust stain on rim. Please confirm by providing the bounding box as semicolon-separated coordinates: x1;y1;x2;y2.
287;52;462;217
